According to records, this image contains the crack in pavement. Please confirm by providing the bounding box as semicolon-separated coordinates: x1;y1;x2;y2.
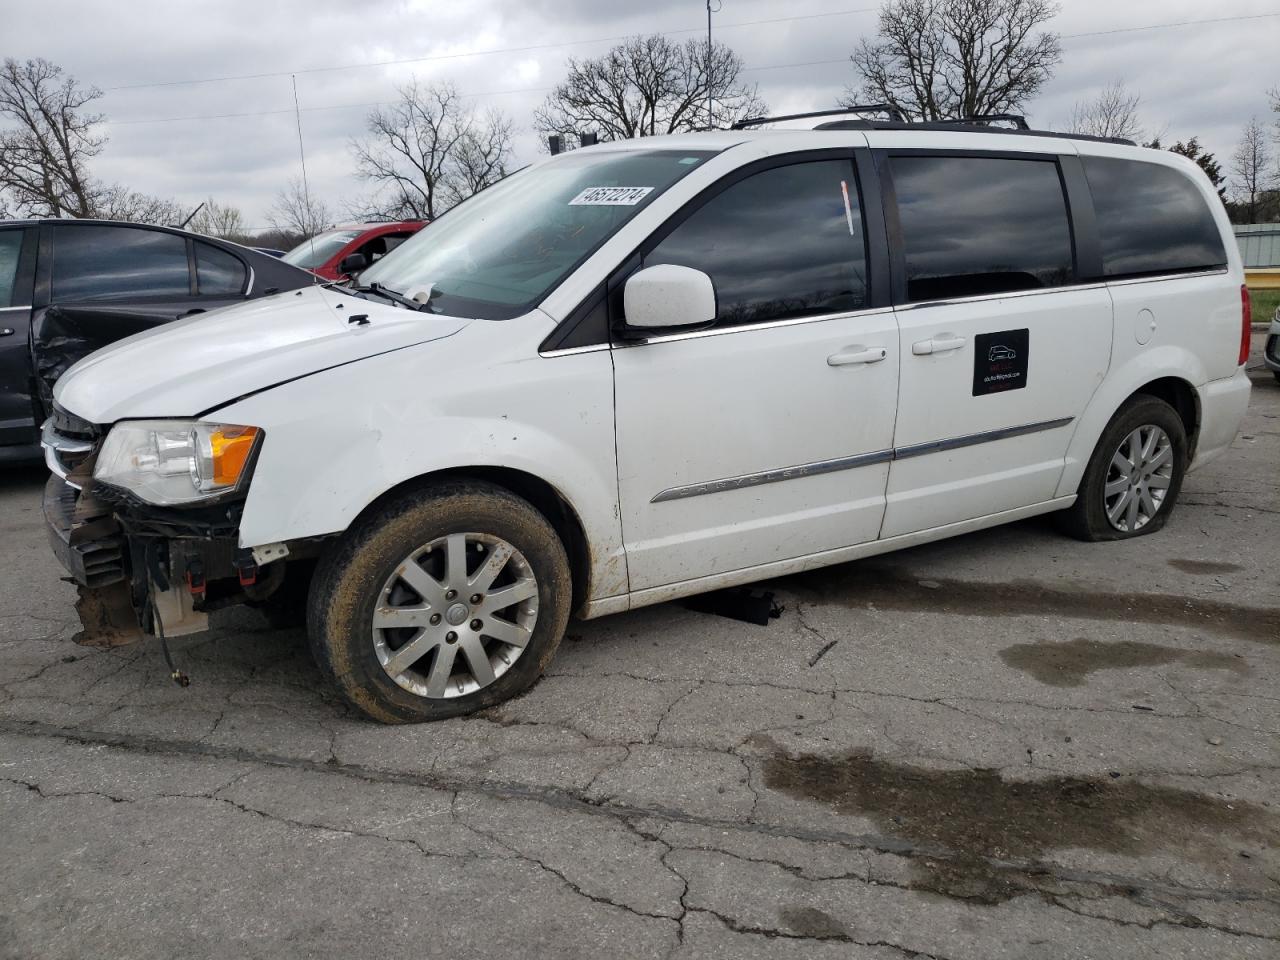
2;717;1275;932
691;907;956;958
455;802;682;929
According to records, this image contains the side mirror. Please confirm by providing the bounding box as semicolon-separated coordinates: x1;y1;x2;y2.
338;252;369;276
623;264;716;332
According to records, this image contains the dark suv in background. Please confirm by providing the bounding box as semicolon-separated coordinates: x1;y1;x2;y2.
0;219;313;463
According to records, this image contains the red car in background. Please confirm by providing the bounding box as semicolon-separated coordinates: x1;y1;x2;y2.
281;220;427;280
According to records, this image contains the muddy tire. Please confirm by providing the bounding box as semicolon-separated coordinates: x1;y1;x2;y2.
1059;395;1187;542
307;480;571;723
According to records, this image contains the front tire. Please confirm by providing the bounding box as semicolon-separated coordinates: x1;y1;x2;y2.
1060;395;1187;542
308;481;571;723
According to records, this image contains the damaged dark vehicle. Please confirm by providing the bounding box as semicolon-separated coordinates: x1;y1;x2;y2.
0;218;312;464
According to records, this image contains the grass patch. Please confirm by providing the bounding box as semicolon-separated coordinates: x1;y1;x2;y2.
1249;288;1280;323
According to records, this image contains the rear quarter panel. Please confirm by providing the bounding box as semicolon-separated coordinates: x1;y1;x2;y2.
1054;145;1246;497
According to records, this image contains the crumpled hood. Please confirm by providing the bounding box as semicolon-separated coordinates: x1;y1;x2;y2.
54;286;468;424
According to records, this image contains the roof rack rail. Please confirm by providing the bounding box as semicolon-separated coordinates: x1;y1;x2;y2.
725;106;1138;146
933;113;1029;130
731;104;906;130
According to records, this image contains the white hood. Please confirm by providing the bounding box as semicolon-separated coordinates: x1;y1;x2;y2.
54;286;468;424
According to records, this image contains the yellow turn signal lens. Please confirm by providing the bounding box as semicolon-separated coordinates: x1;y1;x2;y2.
208;426;260;486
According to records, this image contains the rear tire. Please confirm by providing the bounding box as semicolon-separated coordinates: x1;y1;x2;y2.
1059;395;1187;542
307;480;571;723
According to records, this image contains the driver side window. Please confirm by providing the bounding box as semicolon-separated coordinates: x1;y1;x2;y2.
644;159;869;330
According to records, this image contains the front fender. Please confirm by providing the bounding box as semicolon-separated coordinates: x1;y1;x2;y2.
213;324;627;601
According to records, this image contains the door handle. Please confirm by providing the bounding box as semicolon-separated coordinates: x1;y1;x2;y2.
912;334;967;356
182;308;206;317
827;345;887;366
0;328;14;337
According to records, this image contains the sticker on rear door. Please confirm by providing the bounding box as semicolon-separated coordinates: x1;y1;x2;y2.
972;329;1029;396
568;186;654;206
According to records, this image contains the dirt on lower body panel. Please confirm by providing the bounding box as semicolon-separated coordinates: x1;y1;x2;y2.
72;582;145;648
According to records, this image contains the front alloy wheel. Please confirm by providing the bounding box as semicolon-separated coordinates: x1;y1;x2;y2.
1103;425;1174;533
373;533;539;699
308;480;572;723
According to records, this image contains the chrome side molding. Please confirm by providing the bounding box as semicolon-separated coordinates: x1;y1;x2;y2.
893;417;1076;460
651;416;1074;503
651;449;895;503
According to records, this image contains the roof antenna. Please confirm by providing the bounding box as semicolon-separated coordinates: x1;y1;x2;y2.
178;201;205;231
291;74;320;282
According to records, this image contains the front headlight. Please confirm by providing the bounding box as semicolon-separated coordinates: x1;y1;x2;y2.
94;420;262;506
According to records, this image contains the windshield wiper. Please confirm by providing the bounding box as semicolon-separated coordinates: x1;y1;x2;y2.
353;282;435;312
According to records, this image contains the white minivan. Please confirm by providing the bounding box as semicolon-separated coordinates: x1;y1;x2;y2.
42;114;1252;722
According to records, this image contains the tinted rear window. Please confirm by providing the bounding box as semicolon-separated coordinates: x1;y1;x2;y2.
195;242;246;295
890;155;1074;302
52;226;190;301
1083;157;1227;278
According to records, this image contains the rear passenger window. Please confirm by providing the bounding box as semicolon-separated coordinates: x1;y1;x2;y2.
1082;157;1227;278
889;155;1074;302
195;242;246;295
644;160;868;328
52;226;191;301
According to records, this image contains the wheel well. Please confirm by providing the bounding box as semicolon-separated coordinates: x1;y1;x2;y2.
356;467;593;612
1131;377;1200;456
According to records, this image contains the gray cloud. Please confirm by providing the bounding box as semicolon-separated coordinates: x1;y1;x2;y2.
5;0;1276;227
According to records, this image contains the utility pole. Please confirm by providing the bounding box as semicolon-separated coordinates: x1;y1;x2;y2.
706;0;714;127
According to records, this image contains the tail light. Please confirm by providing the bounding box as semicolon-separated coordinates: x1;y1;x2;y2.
1239;284;1251;366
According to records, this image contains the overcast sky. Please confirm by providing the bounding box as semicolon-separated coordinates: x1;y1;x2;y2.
5;0;1277;231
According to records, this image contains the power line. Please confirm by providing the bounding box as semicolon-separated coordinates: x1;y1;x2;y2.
1059;12;1279;39
96;11;1280;127
100;7;880;92
104;86;557;126
101;55;865;126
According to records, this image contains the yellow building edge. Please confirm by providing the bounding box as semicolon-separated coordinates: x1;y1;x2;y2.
1246;268;1280;290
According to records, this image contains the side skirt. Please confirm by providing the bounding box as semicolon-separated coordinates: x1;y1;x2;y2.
577;495;1076;619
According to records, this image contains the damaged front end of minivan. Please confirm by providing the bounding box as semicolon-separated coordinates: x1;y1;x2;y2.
42;404;313;651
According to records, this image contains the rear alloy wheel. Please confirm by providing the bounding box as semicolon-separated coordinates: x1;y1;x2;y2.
308;481;571;723
1060;395;1187;542
1102;424;1174;534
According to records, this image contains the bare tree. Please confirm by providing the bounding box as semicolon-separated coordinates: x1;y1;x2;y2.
85;184;186;225
534;35;766;143
267;178;331;239
188;198;247;240
350;81;514;221
1231;117;1274;223
0;57;104;217
1066;79;1142;141
846;0;1061;121
440;108;515;209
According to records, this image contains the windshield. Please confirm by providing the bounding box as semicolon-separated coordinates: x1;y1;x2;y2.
357;149;716;320
282;230;362;268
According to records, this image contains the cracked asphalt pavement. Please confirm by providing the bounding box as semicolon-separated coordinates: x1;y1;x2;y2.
2;340;1277;959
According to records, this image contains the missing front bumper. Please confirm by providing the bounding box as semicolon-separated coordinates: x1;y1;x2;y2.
44;473;306;648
